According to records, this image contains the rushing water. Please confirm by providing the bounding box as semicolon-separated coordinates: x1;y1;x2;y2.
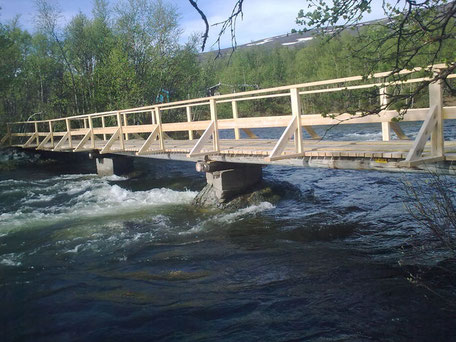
1;123;456;341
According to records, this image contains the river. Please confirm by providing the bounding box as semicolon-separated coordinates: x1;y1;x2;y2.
1;122;456;341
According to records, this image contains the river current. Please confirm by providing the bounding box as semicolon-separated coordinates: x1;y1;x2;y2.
1;122;456;341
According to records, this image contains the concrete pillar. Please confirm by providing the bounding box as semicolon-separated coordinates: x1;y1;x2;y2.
95;156;133;177
201;162;262;202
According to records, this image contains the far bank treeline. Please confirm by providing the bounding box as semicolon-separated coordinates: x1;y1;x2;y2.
1;0;455;132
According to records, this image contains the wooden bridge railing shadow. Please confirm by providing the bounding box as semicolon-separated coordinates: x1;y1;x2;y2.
2;63;456;168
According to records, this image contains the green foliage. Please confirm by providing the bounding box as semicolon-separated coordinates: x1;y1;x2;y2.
0;0;204;132
199;16;456;118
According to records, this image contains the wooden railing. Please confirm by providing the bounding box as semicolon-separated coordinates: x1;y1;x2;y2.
2;63;456;166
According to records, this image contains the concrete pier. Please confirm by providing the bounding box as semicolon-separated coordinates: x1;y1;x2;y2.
95;156;134;177
195;161;263;204
206;165;262;201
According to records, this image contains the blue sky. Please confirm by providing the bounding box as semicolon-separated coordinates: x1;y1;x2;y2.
0;0;387;49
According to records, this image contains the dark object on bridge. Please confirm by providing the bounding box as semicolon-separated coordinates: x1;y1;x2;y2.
155;89;170;104
207;82;259;96
195;160;242;173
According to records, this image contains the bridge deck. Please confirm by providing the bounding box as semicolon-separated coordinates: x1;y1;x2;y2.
22;138;456;160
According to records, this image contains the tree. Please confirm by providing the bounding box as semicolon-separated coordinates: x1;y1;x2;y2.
190;0;456;114
35;0;81;114
189;0;244;55
296;0;456;110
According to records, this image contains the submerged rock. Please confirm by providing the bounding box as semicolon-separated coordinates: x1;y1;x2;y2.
192;182;281;210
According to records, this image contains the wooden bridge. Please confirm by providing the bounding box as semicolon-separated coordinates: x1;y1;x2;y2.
2;64;456;175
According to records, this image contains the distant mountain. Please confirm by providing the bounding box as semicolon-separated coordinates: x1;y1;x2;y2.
203;17;389;56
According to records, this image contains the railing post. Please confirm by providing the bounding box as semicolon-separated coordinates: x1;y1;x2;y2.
101;116;107;141
380;87;391;141
429;79;444;156
155;108;165;150
48;121;54;148
209;98;220;152
186;106;194;140
116;111;125;150
6;123;12;146
83;118;88;129
290;87;303;154
232;100;240;140
34;122;39;146
123;113;129;141
66;118;73;148
151;110;156;125
88;115;95;148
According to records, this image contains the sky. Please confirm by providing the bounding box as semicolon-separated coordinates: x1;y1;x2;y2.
0;0;388;50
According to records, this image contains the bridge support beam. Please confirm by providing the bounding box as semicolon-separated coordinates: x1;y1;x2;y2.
195;161;262;203
95;155;133;177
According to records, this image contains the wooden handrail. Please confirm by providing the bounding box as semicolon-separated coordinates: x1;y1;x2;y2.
7;64;454;126
3;63;454;166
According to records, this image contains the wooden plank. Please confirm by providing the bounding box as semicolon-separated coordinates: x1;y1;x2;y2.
429;80;444;156
34;122;39;146
405;105;437;162
268;152;304;162
48;121;54;148
187;121;215;157
443;106;456;119
66;119;72;148
303;126;320;139
116;112;125;151
93;127;119;135
11;133;34;137
186;106;194;140
232;101;240;140
210;99;220;152
53;131;71;151
242;128;258;139
266;116;297;161
136;125;160;155
73;130;93;152
290;88;303;153
390;122;409;140
88;116;95;148
123;113;129;141
100;127;121;154
156;108;165;151
159;108;432;133
23;132;38;148
101;116;107;141
0;133;10;146
37;132;52;150
401;156;444;167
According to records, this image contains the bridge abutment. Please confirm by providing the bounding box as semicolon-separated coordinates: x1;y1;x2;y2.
94;155;134;177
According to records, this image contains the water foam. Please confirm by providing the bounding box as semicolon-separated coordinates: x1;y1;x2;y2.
344;132;383;141
217;202;275;223
181;202;275;235
0;174;197;235
0;253;23;267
